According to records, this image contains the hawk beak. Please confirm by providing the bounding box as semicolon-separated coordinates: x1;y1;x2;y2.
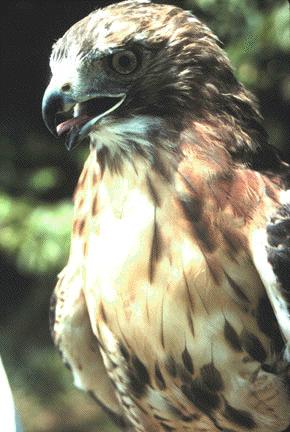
42;86;76;138
42;84;126;151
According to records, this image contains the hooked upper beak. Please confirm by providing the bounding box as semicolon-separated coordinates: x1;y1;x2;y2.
41;83;126;150
42;85;75;138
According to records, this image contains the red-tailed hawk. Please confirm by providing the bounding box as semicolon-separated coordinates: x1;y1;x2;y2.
42;1;290;431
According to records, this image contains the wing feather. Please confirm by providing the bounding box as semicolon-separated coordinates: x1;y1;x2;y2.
50;265;131;429
250;191;290;360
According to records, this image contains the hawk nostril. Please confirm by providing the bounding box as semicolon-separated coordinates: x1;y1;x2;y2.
61;83;72;92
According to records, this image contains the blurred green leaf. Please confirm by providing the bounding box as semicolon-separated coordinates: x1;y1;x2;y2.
0;192;72;274
28;167;60;192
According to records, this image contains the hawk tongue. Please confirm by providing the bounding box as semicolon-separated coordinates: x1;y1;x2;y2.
56;114;92;136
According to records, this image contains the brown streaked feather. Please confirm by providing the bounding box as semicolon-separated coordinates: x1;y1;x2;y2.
148;206;163;283
74;146;289;431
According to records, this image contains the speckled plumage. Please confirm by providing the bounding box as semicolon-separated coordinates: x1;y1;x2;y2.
43;1;290;431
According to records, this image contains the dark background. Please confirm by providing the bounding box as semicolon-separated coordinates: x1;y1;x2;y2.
0;1;289;431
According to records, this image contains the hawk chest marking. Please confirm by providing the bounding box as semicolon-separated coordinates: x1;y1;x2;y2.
68;152;288;432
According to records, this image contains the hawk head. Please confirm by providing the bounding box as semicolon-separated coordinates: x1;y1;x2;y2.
42;0;275;171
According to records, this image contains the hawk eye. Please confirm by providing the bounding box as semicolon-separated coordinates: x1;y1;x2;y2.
111;50;138;75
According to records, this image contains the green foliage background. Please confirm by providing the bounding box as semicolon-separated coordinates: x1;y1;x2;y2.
0;1;289;431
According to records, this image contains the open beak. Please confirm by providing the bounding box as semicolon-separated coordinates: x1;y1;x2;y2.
42;85;126;150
